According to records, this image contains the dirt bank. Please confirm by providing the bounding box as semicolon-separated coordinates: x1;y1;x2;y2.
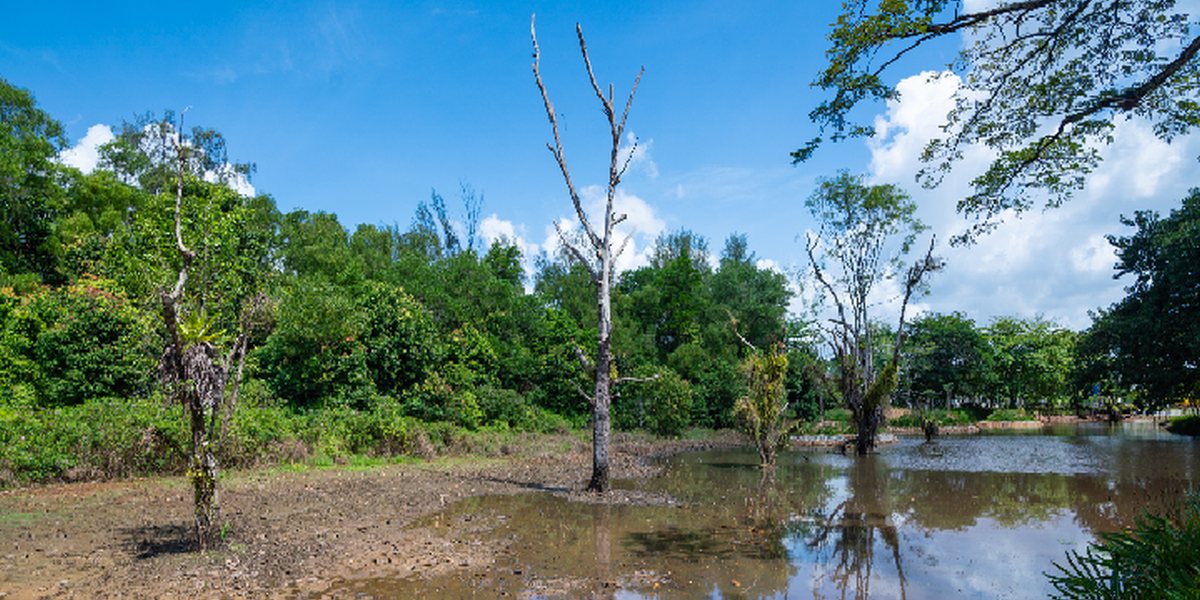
0;432;743;599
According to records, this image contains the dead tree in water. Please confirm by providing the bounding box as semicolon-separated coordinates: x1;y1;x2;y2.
531;15;643;492
157;113;265;549
804;172;941;455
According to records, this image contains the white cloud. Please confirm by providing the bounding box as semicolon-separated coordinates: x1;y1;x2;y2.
204;163;257;197
480;214;542;286
619;131;658;179
540;185;666;275
863;72;1199;329
58;124;114;173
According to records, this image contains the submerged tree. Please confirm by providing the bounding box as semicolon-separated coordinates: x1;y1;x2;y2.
531;16;644;492
805;172;941;455
155;113;268;549
797;1;1200;242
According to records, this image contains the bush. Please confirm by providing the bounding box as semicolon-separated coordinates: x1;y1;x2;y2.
0;399;186;484
890;409;974;428
1165;414;1200;436
1048;496;1200;598
823;407;853;423
616;366;695;437
0;279;155;408
986;408;1038;422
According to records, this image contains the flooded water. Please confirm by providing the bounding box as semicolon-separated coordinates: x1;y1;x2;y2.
338;422;1198;598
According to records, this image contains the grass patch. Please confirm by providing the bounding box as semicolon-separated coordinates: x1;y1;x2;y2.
1166;414;1200;436
985;408;1038;422
889;409;975;428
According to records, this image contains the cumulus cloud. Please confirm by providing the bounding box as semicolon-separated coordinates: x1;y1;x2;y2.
539;185;667;275
58;124;114;173
863;71;1199;329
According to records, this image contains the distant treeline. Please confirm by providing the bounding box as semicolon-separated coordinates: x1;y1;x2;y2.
2;77;1196;481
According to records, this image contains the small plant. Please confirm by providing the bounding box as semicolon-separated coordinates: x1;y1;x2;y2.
1165;414;1200;436
734;347;791;467
1047;495;1200;598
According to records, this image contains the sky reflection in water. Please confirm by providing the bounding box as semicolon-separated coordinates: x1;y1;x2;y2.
336;422;1198;599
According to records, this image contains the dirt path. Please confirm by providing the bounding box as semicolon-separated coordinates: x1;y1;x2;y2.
0;433;742;599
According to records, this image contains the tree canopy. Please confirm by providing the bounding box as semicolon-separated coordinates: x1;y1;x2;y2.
798;0;1200;242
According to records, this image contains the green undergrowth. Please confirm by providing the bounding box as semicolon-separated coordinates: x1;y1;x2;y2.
1048;494;1200;598
1165;414;1200;436
889;409;975;428
985;408;1040;422
0;397;583;487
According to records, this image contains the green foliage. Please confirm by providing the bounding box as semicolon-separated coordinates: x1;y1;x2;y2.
734;348;791;466
888;409;973;428
1078;191;1200;410
901;312;990;408
985;408;1038;422
985;317;1076;409
0;78;67;282
0;399;188;484
801;1;1200;241
616;366;695;437
0;278;155;407
1048;496;1200;599
1165;415;1200;437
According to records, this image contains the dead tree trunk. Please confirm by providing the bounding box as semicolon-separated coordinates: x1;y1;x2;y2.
532;16;643;493
156;114;258;549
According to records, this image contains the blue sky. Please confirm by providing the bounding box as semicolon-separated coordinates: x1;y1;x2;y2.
4;1;1197;329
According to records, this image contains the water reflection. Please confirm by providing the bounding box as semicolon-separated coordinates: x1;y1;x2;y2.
334;426;1198;599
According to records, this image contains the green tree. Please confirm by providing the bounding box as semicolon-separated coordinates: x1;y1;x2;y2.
0;78;66;282
984;316;1076;410
798;1;1200;242
1078;190;1200;409
0;277;156;407
804;172;940;454
901;312;990;409
709;233;791;355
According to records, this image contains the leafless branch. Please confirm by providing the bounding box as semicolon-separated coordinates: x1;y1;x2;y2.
532;15;601;251
615;373;662;385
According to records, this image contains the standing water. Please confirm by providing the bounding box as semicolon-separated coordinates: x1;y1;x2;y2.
332;422;1198;598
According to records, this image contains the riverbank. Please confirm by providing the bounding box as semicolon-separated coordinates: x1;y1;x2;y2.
0;431;743;599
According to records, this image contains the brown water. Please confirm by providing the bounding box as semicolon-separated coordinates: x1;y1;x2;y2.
335;422;1198;598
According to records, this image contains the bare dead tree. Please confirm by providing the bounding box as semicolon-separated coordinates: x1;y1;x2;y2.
531;15;643;493
157;111;266;549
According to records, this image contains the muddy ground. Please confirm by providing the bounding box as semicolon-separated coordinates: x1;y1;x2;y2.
0;432;743;599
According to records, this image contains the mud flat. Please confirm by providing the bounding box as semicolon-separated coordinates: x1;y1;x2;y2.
0;432;742;599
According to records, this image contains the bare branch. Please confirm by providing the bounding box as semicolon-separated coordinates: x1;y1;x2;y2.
574;345;594;374
553;220;599;280
532;15;601;250
576;22;615;119
613;231;634;260
571;379;595;406
615;373;662;385
892;236;941;363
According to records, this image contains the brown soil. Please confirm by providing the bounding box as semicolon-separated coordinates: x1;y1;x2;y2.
0;432;743;599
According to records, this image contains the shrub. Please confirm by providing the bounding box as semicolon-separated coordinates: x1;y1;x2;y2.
616;366;695;437
890;409;974;428
1048;496;1200;598
1165;414;1200;436
0;399;186;484
0;279;155;407
986;408;1038;422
